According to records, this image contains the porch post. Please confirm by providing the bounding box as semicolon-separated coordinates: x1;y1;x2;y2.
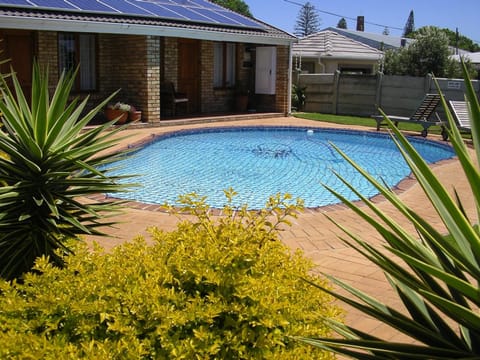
287;42;294;115
146;35;161;123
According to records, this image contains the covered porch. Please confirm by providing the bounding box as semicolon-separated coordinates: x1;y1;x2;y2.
0;2;296;124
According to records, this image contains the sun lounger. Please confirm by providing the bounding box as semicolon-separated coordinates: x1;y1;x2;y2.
372;93;444;137
449;100;472;132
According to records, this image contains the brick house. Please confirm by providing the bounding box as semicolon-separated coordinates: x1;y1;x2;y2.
0;1;296;123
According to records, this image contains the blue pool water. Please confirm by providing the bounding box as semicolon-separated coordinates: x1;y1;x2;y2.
109;126;455;209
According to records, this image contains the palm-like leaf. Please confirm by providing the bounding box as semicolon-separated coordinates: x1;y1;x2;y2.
0;63;135;280
299;60;480;358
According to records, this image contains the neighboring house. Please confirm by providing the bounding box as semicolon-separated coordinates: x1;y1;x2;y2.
292;30;384;75
0;0;296;123
323;27;413;51
451;52;480;77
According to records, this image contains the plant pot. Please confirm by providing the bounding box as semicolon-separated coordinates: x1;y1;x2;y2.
129;111;142;122
235;95;248;112
105;108;128;124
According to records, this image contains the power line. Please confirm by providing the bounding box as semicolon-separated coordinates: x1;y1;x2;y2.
283;0;403;31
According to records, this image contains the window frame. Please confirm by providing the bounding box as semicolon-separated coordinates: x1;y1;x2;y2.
213;42;236;89
58;32;98;93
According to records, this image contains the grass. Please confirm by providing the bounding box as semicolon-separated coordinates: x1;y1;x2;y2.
293;112;472;139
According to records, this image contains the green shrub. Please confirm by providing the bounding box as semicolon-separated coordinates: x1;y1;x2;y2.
0;193;341;359
291;84;306;112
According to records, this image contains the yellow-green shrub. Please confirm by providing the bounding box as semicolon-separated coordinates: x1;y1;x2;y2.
0;193;341;359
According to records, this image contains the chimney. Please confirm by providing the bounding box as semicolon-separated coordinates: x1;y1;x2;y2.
356;16;364;31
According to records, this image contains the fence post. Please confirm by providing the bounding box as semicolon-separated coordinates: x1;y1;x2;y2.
425;73;433;93
332;70;340;115
375;71;383;112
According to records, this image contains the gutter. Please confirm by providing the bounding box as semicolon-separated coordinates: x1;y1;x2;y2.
0;15;295;46
318;53;384;61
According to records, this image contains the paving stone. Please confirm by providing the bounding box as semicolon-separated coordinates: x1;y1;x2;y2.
85;117;475;346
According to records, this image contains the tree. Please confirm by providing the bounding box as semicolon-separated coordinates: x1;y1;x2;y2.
402;9;415;38
294;2;321;38
407;26;451;76
336;18;347;29
211;0;252;17
383;26;478;78
413;26;480;53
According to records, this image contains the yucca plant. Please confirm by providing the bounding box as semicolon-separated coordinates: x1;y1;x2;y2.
0;62;134;280
298;60;480;358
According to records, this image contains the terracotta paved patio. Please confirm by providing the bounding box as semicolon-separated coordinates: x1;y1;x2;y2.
86;116;475;345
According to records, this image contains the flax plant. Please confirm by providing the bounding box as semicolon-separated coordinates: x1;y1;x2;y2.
0;63;134;280
299;60;480;358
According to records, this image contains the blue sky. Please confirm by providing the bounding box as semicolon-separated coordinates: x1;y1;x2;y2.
244;0;480;45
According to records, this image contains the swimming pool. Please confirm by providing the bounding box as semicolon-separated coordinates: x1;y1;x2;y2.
109;126;455;209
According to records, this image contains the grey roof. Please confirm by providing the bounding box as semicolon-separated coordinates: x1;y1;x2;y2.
323;27;412;50
0;4;295;45
451;52;480;64
293;29;383;61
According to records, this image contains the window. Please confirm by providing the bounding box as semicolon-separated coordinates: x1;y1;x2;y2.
213;42;235;88
338;65;372;75
58;33;96;91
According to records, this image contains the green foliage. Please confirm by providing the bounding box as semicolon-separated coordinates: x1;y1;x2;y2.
0;192;341;359
402;10;415;38
298;61;480;358
414;26;480;52
0;63;134;280
384;26;478;78
294;1;321;38
291;83;306;111
336;18;347;29
210;0;252;17
390;26;450;76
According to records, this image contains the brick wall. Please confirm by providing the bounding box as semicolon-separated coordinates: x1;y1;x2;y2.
36;31;59;89
98;34;150;117
200;41;260;114
275;45;290;114
35;32;158;122
146;36;160;123
24;30;291;122
201;41;215;113
163;37;178;86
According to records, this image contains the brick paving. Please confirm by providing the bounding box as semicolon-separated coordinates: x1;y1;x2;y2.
85;116;475;345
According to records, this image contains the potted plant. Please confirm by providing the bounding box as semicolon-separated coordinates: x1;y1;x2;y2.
235;81;249;112
105;102;131;124
128;105;142;122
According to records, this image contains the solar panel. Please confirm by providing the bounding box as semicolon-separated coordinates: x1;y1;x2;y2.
131;1;184;19
100;0;153;16
194;8;241;26
216;10;262;28
66;0;114;13
188;0;225;11
0;0;31;5
142;0;172;3
32;0;76;9
161;4;213;22
0;0;266;30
